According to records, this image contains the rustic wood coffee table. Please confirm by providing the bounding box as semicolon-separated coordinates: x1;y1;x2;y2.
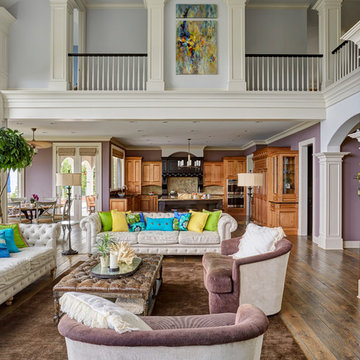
53;254;163;324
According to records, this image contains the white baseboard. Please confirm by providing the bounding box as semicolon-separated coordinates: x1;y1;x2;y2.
312;235;319;244
344;241;360;248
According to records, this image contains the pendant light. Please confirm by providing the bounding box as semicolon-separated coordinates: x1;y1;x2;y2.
178;139;201;168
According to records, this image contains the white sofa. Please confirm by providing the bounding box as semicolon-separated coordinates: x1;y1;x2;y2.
0;223;61;306
80;212;238;255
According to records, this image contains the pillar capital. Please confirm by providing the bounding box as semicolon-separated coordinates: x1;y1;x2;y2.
223;0;247;7
0;7;15;35
315;152;349;161
313;0;342;11
144;0;167;8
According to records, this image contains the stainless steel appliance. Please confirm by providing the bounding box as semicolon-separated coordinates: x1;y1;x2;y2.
226;179;245;209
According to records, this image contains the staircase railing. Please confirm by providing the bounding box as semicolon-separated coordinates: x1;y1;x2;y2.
332;41;359;82
68;53;148;91
246;54;323;91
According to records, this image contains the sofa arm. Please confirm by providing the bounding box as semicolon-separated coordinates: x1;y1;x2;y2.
19;223;61;250
221;237;241;255
217;213;238;242
80;213;102;254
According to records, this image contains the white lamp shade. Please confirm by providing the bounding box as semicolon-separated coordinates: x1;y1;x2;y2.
56;173;82;186
237;173;263;187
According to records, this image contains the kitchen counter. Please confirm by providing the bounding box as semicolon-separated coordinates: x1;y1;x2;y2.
158;197;223;212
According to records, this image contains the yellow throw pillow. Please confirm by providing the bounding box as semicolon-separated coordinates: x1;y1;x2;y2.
188;211;209;233
111;210;129;232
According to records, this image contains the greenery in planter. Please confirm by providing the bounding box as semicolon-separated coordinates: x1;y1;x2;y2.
0;128;35;223
96;233;115;258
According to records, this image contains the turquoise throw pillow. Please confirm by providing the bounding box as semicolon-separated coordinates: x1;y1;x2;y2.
0;232;10;258
130;222;146;232
146;217;174;231
2;228;19;253
173;212;191;231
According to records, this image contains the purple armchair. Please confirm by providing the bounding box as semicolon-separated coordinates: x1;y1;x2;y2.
203;237;292;315
58;304;269;360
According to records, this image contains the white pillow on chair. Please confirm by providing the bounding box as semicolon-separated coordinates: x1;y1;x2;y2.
232;223;285;259
59;292;153;334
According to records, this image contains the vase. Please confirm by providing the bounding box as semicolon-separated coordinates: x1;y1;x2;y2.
100;255;109;268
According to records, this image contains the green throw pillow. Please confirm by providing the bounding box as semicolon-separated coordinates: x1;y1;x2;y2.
0;224;28;248
203;210;222;232
98;211;112;232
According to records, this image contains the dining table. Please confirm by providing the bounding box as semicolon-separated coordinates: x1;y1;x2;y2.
19;204;62;223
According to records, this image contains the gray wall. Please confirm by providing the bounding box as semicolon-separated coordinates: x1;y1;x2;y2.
7;0;50;89
245;8;308;54
86;8;147;53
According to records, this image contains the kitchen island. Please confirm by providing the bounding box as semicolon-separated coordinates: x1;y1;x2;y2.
158;196;223;212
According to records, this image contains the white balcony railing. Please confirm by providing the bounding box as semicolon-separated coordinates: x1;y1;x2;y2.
246;54;323;91
332;41;360;82
68;53;147;91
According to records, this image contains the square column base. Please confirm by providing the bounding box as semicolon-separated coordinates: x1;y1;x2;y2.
48;80;69;91
227;80;246;92
146;80;165;91
317;235;343;250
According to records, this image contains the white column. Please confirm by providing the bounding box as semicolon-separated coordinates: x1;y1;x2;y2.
224;0;247;91
315;152;349;249
49;0;74;90
145;0;166;91
0;7;15;90
313;0;342;88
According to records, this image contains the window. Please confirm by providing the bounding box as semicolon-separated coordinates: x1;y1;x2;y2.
7;169;23;200
111;145;125;191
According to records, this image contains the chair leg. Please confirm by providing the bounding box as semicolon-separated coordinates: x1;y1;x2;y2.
5;297;14;306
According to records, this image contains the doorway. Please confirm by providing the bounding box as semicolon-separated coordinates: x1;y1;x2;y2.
298;138;316;237
53;143;102;221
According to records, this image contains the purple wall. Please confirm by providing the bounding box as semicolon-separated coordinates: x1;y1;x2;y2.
267;123;321;237
25;148;53;199
125;149;162;161
243;144;266;157
341;137;360;243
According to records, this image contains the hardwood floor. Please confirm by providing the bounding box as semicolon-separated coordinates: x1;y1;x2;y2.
0;223;359;359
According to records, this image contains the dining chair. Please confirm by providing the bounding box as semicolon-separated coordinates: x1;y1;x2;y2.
85;195;96;215
35;200;57;224
8;198;28;224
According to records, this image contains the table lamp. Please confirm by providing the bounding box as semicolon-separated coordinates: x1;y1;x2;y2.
237;172;263;224
56;172;81;255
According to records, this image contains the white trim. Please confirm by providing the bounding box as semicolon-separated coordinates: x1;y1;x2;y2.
247;3;310;9
344;241;360;248
86;3;145;9
298;138;316;237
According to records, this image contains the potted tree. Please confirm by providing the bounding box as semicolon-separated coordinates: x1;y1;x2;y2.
0;128;35;223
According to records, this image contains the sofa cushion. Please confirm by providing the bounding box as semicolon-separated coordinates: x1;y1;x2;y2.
0;256;30;290
202;253;234;294
138;231;179;245
10;247;54;271
145;218;174;231
178;231;220;245
96;232;138;244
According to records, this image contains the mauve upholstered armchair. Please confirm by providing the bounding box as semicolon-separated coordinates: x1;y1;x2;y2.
203;237;292;316
58;304;269;360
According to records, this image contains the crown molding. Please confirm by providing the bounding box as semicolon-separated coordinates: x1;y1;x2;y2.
240;140;267;150
86;3;145;9
247;3;309;9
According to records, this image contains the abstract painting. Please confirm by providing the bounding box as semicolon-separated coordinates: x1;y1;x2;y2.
176;4;217;18
176;20;217;75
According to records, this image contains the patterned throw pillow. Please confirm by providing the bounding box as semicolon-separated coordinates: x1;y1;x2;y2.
126;213;146;232
173;212;191;231
145;218;174;231
0;232;10;258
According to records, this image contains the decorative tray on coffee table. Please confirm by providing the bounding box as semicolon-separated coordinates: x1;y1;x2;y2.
90;257;143;279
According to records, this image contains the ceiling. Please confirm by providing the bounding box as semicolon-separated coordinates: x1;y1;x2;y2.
8;119;306;148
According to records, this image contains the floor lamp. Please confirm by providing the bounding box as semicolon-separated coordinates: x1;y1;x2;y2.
237;173;263;224
56;172;81;255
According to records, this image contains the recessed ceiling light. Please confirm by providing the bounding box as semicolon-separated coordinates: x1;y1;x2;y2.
137;129;143;132
192;121;199;124
130;120;137;123
71;131;77;134
50;122;55;125
42;131;47;134
162;121;168;124
244;130;248;133
16;122;23;125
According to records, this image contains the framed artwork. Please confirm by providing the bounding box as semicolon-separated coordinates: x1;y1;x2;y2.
176;4;217;18
176;20;217;75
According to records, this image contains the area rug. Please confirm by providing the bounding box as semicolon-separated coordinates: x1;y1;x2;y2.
0;261;306;360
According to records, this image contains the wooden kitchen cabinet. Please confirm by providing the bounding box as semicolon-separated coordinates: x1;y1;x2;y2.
223;157;246;179
142;162;162;186
252;147;298;235
109;199;127;212
140;195;158;212
203;162;224;186
125;157;142;194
